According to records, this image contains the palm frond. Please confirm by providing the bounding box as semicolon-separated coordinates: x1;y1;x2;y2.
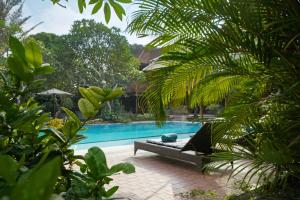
130;0;300;190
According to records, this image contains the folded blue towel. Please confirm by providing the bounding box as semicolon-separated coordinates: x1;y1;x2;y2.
161;133;178;142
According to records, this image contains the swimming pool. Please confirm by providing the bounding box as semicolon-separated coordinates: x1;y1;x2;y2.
77;121;201;147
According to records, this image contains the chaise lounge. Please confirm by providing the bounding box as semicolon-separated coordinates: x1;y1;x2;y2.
134;123;213;168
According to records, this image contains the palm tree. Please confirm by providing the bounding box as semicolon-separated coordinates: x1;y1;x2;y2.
128;0;300;191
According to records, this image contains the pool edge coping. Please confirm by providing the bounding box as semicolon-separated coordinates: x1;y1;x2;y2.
85;120;201;126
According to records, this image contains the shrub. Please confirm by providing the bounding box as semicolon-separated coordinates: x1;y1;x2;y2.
135;113;154;121
0;37;134;199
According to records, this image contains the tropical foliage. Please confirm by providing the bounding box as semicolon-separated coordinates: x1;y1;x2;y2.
31;32;79;92
128;0;300;194
0;37;135;199
31;20;140;93
51;0;132;23
67;19;140;88
0;0;30;65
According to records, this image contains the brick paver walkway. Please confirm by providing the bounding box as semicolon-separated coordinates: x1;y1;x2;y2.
75;145;234;200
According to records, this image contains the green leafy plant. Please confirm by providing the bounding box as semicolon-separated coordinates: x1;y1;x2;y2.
0;36;134;199
128;0;300;195
67;147;134;199
77;86;123;117
0;155;61;200
51;0;132;23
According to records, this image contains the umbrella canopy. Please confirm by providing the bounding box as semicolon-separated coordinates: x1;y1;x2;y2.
37;88;72;117
37;88;72;96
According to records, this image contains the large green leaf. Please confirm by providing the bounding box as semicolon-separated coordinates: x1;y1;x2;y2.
78;0;86;13
109;0;125;20
104;186;119;197
89;87;123;102
104;3;111;23
105;87;124;101
62;120;79;139
62;107;82;126
24;40;43;68
78;98;97;118
79;87;101;109
70;175;90;197
84;147;108;179
109;163;135;175
11;157;61;200
90;86;105;96
7;57;30;81
9;36;25;61
0;155;19;184
92;0;103;14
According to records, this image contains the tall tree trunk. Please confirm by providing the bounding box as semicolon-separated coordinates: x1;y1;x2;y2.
107;101;112;113
135;85;138;114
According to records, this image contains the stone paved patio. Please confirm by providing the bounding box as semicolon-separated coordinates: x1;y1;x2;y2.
75;145;236;200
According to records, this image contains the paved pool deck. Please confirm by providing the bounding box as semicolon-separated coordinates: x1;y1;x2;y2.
75;145;237;200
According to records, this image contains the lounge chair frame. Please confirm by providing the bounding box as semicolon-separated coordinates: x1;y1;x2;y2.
133;123;213;168
134;141;205;167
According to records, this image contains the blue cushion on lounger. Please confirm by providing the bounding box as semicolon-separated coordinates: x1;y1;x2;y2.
161;133;178;142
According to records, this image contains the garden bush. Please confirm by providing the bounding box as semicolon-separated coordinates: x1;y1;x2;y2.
0;37;135;200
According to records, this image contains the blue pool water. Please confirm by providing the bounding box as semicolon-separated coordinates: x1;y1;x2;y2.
78;121;201;145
